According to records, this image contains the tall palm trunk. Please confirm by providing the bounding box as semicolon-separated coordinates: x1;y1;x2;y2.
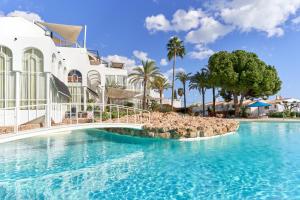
183;82;187;113
233;93;239;117
171;53;176;110
202;87;205;117
143;80;147;109
212;86;216;116
159;90;163;106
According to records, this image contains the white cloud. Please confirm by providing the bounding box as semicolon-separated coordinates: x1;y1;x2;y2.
218;0;300;37
186;17;233;44
145;14;171;32
146;1;300;42
163;67;185;81
292;16;300;24
133;50;151;61
172;9;205;31
145;9;232;44
102;55;136;72
160;58;168;66
189;44;214;60
6;10;43;22
145;8;207;33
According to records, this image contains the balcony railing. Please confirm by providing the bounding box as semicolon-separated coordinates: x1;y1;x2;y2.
68;76;82;83
0;103;151;134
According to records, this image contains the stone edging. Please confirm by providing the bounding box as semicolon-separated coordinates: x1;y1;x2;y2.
178;131;237;141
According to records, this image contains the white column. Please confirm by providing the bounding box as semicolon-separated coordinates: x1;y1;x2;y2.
102;86;105;111
84;25;87;49
15;71;20;132
83;86;87;111
46;72;51;128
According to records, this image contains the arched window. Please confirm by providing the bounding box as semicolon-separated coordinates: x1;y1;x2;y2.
68;70;83;103
58;61;62;78
21;48;45;106
63;67;67;80
87;70;101;86
52;54;56;63
68;70;82;83
51;53;56;75
0;46;14;108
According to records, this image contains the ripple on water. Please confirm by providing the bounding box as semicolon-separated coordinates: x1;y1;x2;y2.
1;123;300;199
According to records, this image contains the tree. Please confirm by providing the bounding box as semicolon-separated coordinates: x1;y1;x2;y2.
173;89;177;100
129;60;161;109
208;50;282;117
189;68;209;116
167;37;186;109
176;71;191;113
219;89;234;117
206;67;218;116
178;88;184;98
151;76;171;106
282;100;299;118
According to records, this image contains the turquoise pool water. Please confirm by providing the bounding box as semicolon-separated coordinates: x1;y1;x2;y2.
1;122;300;199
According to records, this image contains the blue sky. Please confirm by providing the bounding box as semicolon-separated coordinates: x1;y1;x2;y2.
1;0;300;105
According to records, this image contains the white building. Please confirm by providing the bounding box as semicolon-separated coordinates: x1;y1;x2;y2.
0;17;157;128
192;96;300;117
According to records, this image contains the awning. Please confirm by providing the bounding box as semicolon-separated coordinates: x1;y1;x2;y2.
111;62;124;69
247;101;271;108
37;21;83;44
87;87;99;98
106;87;140;99
51;75;71;98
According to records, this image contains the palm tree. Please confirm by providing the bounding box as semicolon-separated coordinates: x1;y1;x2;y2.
129;60;161;109
151;76;171;106
167;37;186;109
206;66;217;116
177;88;184;98
189;68;209;116
176;71;191;112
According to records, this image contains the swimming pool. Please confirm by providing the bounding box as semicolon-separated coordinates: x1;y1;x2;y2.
1;122;300;199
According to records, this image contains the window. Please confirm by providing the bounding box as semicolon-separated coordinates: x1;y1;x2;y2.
63;67;67;80
51;54;56;75
68;70;83;103
52;54;56;63
106;75;116;86
21;48;45;106
0;46;15;108
68;70;82;83
116;75;127;87
58;61;62;78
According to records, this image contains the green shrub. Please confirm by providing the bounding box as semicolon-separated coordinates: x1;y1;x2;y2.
102;112;110;120
124;102;134;107
159;104;173;113
291;112;297;118
268;112;284;118
227;110;235;117
111;111;118;119
240;106;249;118
150;100;160;111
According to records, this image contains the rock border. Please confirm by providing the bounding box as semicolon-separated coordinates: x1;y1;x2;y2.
106;112;240;139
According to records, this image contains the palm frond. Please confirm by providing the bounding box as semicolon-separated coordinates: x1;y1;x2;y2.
167;36;186;61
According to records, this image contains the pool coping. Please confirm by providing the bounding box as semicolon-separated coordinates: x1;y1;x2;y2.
237;118;300;123
0;123;144;144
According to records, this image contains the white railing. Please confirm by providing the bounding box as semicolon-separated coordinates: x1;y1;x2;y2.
0;103;151;134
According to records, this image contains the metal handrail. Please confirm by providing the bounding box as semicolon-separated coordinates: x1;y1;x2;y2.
0;103;151;134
